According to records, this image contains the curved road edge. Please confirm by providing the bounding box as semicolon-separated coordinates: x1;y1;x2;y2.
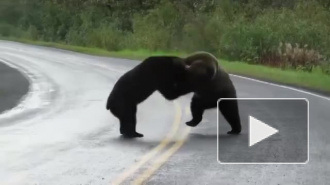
230;74;330;101
230;73;330;98
0;59;29;114
0;58;57;126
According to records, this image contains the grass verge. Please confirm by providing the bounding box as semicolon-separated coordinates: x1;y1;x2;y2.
2;37;330;94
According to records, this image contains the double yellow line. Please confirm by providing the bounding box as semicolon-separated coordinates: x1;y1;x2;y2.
111;101;191;185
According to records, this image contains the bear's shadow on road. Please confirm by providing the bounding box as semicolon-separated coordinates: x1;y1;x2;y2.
188;133;241;140
109;132;241;147
80;127;162;149
176;132;245;152
109;136;164;149
95;130;243;151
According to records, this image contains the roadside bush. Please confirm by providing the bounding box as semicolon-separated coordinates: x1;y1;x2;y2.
217;1;330;70
321;61;330;75
277;42;324;71
26;25;39;40
181;16;210;53
220;20;278;63
65;29;86;46
85;24;124;51
131;1;186;51
131;17;172;51
0;23;22;37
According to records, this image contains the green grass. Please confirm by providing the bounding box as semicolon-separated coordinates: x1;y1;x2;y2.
222;61;330;92
2;37;330;93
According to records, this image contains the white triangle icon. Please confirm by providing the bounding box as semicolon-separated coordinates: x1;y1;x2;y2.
249;116;278;147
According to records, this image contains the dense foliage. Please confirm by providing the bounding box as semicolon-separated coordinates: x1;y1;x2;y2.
1;0;330;74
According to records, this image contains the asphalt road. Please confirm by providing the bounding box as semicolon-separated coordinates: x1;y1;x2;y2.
0;59;29;114
0;40;329;185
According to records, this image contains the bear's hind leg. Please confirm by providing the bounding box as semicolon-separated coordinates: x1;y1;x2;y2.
218;99;241;134
120;105;144;138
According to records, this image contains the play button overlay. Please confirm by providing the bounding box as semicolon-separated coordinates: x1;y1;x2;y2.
217;98;309;164
249;116;278;147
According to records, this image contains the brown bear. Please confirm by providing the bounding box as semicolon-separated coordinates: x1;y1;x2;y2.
175;52;242;134
106;56;186;138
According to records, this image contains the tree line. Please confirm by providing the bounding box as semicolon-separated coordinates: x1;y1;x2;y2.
1;0;330;74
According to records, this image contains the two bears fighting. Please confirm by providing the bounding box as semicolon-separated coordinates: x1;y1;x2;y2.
106;52;241;138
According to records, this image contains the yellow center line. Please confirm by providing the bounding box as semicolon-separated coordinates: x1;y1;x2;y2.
132;106;192;185
111;101;182;185
132;127;192;185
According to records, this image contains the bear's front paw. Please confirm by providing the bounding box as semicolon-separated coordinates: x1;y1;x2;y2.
227;129;241;135
122;132;144;138
132;132;144;137
186;120;199;127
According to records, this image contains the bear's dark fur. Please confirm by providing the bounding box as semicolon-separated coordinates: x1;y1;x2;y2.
106;56;186;138
175;52;242;134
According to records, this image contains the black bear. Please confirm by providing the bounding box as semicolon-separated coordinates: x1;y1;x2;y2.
106;56;186;138
175;52;242;134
